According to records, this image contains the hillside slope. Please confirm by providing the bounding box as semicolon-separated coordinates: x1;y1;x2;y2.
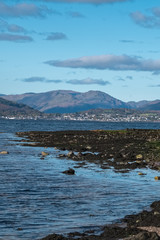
2;90;128;113
0;97;42;117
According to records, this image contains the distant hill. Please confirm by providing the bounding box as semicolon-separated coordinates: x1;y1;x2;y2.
139;101;160;111
0;97;42;118
2;90;129;113
127;100;149;109
2;90;160;113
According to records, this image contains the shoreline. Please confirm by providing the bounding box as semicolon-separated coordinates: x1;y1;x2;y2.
16;129;160;240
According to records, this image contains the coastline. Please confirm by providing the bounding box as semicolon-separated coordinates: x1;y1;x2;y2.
16;129;160;240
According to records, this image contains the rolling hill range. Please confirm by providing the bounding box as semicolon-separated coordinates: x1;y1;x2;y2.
127;100;160;110
0;97;42;117
1;90;160;113
2;90;129;113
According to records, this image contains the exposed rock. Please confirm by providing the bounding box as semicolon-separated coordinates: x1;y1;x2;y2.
125;231;160;240
0;151;9;154
62;168;75;175
41;151;49;156
138;172;146;176
40;233;66;240
136;154;143;160
58;154;66;158
155;176;160;180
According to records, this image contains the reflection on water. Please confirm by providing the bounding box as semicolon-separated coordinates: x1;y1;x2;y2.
0;119;160;239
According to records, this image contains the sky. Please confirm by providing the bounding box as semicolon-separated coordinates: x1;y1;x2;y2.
0;0;160;102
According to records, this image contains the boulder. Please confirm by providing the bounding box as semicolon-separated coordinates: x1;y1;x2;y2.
67;151;74;158
62;168;75;175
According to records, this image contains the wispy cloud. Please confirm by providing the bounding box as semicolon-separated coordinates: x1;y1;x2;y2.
0;33;33;42
0;19;26;33
46;32;67;41
22;77;62;83
149;84;160;87
66;78;111;85
45;54;160;73
119;40;134;43
115;75;133;81
41;0;130;3
67;11;85;18
116;77;125;81
152;71;160;75
130;7;160;28
0;2;51;18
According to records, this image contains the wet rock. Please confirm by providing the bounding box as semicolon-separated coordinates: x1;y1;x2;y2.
138;172;146;176
41;151;49;156
155;176;160;180
58;154;66;158
17;227;23;231
125;231;160;240
67;151;74;158
0;151;9;154
77;152;82;158
40;233;66;240
62;168;75;175
86;145;92;150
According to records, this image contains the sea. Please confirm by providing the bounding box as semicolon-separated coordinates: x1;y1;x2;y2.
0;119;160;240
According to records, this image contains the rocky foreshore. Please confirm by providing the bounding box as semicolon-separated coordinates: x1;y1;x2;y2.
16;129;160;240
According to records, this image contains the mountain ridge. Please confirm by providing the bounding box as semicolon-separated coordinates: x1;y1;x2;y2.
2;90;128;113
2;90;160;113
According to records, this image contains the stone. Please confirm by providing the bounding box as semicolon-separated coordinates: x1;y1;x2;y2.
136;154;143;160
86;146;92;150
0;151;9;154
41;151;49;156
67;151;74;158
62;168;75;175
125;231;160;240
154;211;160;215
155;176;160;180
58;154;66;158
17;227;23;231
138;172;146;175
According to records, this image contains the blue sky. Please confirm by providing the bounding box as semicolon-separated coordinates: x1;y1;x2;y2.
0;0;160;102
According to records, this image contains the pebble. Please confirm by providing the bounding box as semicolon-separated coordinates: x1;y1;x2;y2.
0;151;9;154
41;151;49;156
154;176;160;180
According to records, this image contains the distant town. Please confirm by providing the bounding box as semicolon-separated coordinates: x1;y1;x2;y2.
0;91;160;122
2;109;160;122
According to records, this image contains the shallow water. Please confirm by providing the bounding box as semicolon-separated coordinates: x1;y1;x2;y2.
0;119;160;240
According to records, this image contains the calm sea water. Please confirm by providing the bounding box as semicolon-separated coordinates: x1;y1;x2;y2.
0;119;160;240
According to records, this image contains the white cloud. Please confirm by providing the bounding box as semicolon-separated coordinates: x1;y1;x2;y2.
43;0;129;3
46;32;67;41
22;77;62;83
66;78;111;85
45;54;160;72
